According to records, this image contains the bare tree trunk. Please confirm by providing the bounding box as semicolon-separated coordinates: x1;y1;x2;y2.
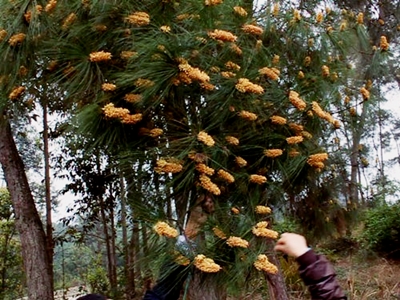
0;116;53;299
120;175;136;299
187;271;227;300
264;245;289;300
109;202;118;297
42;101;54;287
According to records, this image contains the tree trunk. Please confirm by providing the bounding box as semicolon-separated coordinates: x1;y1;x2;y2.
0;115;53;299
187;271;227;300
42;101;54;287
120;175;136;299
264;247;289;300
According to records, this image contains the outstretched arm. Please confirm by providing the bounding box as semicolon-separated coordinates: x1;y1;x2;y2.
275;233;347;300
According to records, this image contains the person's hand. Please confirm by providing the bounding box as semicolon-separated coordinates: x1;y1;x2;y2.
274;233;310;258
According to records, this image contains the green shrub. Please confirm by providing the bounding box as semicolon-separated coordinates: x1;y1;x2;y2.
361;201;400;258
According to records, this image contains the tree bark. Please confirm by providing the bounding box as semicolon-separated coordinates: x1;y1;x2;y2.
42;101;55;288
264;247;289;300
187;271;227;300
0;115;53;299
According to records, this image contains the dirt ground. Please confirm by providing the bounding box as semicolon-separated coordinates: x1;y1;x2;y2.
333;256;400;300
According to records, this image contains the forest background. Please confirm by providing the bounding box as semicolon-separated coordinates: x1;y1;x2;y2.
0;0;400;299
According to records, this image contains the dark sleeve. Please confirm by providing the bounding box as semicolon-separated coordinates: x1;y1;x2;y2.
296;250;347;300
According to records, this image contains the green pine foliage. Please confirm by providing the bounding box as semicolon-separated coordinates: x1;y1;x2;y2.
0;0;393;296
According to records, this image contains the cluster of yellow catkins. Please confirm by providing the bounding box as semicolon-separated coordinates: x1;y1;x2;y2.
125;12;150;26
307;153;329;170
194;254;222;273
217;169;235;183
264;149;283;158
380;36;389;51
286;136;304;145
177;60;211;86
253;254;278;274
311;101;338;126
196;163;215;176
120;51;137;60
102;103;142;124
233;6;247;17
9;86;25;100
208;29;237;42
124;93;142;103
8;33;26;46
238;110;258;121
102;83;117;92
205;0;223;6
259;67;280;80
252;221;279;239
242;24;264;35
249;174;267;184
154;159;183;174
235;156;247;167
45;0;57;13
270;115;286;125
226;236;249;248
255;205;271;214
199;174;221;195
235;78;264;94
148;128;163;137
197;131;215;147
153;221;178;238
89;51;112;62
289;90;307;110
225;136;239;145
135;78;154;88
213;227;227;239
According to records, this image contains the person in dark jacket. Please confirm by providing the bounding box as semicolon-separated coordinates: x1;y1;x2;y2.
274;232;347;300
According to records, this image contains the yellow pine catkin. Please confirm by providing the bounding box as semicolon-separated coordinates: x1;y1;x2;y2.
149;128;163;137
255;205;271;214
153;221;178;238
45;0;57;13
213;227;227;239
238;110;258;121
120;51;137;60
380;36;389;51
289;90;306;110
270;115;286;125
9;86;25;100
205;0;223;6
225;61;241;71
307;153;328;169
249;174;267;184
154;159;183;174
264;149;283;158
101;83;117;92
252;222;279;239
208;29;237;42
286;136;304;144
259;67;279;80
89;51;112;62
235;156;247;167
194;255;221;273
217;169;235;183
254;254;278;274
226;236;249;248
233;6;247;17
360;87;370;100
225;136;239;145
197;131;215;147
242;24;264;35
199;174;221;195
124;94;142;103
235;78;264;94
160;25;171;33
196;163;215;176
125;12;150;26
231;207;240;214
8;33;26;46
